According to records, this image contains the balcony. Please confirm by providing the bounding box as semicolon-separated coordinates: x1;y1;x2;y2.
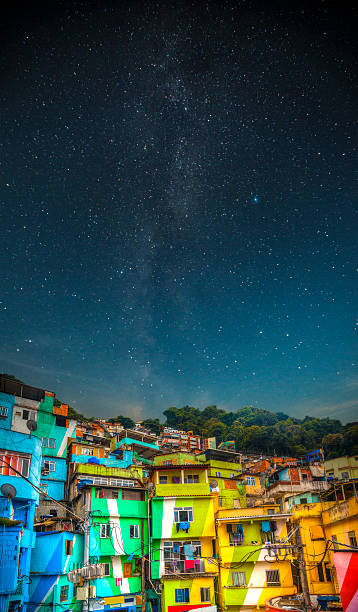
265;480;329;496
163;559;216;578
155;482;210;497
76;464;142;480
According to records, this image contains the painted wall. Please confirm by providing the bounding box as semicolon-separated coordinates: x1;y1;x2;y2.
0;429;42;502
162;576;215;612
0;392;15;430
324;456;358;480
40;456;67;500
29;531;83;612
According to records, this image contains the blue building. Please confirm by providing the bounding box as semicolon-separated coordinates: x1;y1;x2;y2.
40;456;68;501
0;429;41;612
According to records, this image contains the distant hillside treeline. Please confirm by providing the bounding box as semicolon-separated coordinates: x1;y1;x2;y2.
161;405;358;459
2;374;357;459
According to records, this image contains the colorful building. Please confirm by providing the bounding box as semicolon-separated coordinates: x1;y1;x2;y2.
151;454;218;612
197;448;245;511
216;504;297;612
29;523;83;612
0;428;42;612
324;456;358;481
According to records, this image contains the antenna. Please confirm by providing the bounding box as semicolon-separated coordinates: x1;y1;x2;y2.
26;420;37;437
1;483;17;509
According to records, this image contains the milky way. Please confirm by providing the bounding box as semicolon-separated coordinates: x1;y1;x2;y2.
1;1;357;422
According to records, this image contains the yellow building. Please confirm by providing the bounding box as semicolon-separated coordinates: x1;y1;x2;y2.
216;504;297;611
324;455;358;480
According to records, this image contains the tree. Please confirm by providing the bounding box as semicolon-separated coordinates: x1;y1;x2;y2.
108;415;135;429
141;418;162;435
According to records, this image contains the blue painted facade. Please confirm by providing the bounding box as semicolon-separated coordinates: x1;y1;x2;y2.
0;431;42;612
29;531;83;612
0;393;14;431
40;457;67;500
288;492;321;508
69;451;134;469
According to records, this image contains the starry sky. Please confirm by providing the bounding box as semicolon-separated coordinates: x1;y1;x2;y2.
1;1;357;423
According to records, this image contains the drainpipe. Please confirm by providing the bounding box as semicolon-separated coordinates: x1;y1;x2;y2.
83;488;90;564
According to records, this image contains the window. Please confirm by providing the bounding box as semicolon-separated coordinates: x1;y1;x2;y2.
174;507;193;523
122;489;144;501
0;407;8;418
185;474;199;484
95;489;118;499
65;540;73;555
123;563;132;577
317;562;325;582
103;563;111;577
163;540;201;560
93;477;108;486
301;473;308;480
200;588;210;602
231;473;236;478
175;588;189;603
341;471;349;479
110;478;134;487
162;461;173;466
22;410;29;420
233;499;240;508
40;485;48;498
42;438;56;449
55;414;67;427
44;460;56;472
325;563;332;582
267;508;275;515
82;447;94;456
246;476;255;486
159;475;168;484
266;570;280;586
348;531;357;547
100;524;111;538
215;471;221;477
300;497;308;504
60;586;69;602
130;524;139;539
232;571;246;586
0;451;30;478
218;498;223;507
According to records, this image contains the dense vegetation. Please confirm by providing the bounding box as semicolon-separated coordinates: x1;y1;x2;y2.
2;374;357;458
162;405;358;459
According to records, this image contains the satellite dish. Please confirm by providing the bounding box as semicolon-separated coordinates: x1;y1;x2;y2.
27;420;37;433
210;480;218;489
1;483;17;500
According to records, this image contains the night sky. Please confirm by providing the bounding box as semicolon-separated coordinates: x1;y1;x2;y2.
1;1;357;422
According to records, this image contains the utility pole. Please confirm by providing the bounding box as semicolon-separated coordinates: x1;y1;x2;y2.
141;518;145;612
294;523;311;611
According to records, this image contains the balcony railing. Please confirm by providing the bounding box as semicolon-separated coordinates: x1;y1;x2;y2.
164;559;206;575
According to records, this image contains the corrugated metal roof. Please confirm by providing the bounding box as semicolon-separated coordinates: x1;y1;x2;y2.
216;513;292;521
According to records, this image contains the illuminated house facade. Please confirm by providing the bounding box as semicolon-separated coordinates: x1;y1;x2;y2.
216;505;297;612
151;454;218;612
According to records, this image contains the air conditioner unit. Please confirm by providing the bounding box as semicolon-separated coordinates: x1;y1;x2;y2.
88;586;96;598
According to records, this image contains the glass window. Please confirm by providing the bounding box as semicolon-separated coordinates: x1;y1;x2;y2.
103;563;111;576
301;473;308;480
266;570;280;586
60;586;69;602
0;407;8;417
200;588;210;602
348;531;357;547
174;507;193;523
130;524;139;539
42;438;56;449
317;562;325;582
325;563;332;582
65;540;73;555
100;524;111;538
215;471;221;477
22;410;29;420
44;460;56;472
159;475;168;484
341;471;349;479
82;447;94;456
122;489;144;501
185;474;199;483
175;588;189;603
232;571;246;586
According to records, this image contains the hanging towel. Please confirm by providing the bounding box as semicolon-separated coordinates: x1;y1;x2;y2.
237;524;244;537
194;559;202;570
261;520;271;533
184;544;195;559
178;521;190;532
184;560;195;570
176;522;180;532
173;542;180;553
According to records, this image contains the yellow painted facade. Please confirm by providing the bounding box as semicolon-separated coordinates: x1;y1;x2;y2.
324;455;358;480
